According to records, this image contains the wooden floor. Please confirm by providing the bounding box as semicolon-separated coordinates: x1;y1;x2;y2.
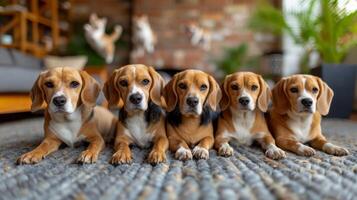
0;94;31;114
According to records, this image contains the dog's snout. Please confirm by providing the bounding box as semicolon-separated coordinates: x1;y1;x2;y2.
186;97;199;107
53;96;67;107
129;93;143;105
301;98;313;107
239;97;250;106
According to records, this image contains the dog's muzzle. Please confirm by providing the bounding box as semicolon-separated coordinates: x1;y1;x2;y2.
129;93;143;105
238;96;250;107
300;97;314;112
186;97;199;108
53;95;67;107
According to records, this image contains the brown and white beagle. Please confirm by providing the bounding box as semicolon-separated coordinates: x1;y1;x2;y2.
268;74;349;156
17;67;117;165
163;70;221;161
215;72;286;159
104;64;168;164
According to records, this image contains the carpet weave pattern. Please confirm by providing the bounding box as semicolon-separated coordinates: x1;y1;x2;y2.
0;118;356;200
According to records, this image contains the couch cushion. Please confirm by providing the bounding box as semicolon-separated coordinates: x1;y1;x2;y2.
0;48;14;66
10;49;43;70
0;66;42;92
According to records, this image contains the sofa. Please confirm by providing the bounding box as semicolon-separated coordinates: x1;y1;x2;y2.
0;47;43;93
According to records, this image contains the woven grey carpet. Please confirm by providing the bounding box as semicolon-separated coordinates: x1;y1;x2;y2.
0;118;356;200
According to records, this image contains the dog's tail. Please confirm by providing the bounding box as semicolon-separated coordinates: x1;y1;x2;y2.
109;25;123;42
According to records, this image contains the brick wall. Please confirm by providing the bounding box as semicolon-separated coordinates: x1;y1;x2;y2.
131;0;280;73
71;0;280;73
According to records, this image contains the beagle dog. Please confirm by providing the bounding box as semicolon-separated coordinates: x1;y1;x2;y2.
103;64;168;164
215;72;286;159
163;70;221;161
17;67;117;165
268;74;349;156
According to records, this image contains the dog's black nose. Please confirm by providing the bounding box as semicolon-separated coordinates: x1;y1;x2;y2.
129;93;143;105
186;97;199;107
301;98;313;107
53;96;67;107
239;97;250;106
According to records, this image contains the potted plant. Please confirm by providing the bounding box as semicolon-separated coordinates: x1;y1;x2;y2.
216;43;259;75
249;0;357;118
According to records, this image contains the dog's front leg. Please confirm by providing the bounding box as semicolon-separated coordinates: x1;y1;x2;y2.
169;136;192;161
17;129;62;165
276;136;316;157
148;135;168;164
309;135;349;156
256;132;286;160
215;122;233;157
192;136;213;160
111;132;133;165
77;129;105;164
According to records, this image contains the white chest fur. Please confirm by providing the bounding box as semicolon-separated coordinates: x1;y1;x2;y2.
125;114;153;148
49;109;84;147
287;112;313;143
225;111;255;145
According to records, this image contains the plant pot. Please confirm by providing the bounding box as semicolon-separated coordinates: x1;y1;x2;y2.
311;64;357;118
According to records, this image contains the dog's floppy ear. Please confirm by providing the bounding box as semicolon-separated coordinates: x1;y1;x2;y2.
257;75;271;112
206;75;222;112
80;71;100;108
30;73;45;112
272;78;289;114
316;77;334;116
163;74;178;112
148;66;164;106
220;75;231;111
103;69;123;109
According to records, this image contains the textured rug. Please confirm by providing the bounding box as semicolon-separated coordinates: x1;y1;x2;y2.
0;118;356;200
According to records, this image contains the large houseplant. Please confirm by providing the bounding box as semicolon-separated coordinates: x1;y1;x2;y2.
249;0;357;118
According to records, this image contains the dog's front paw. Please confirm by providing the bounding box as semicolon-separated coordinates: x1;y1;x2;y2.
323;143;349;156
192;146;209;160
147;150;166;164
77;150;99;164
218;143;234;157
265;144;286;160
17;151;45;165
175;147;192;161
297;144;316;157
111;150;132;165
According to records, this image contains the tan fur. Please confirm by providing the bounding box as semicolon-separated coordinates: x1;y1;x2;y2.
215;72;286;159
103;64;168;165
164;70;221;161
17;67;117;165
268;74;349;157
84;13;122;63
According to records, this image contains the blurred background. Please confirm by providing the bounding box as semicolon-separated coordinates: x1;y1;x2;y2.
0;0;356;118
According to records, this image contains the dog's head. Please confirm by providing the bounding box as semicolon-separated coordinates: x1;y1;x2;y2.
104;64;164;113
185;22;200;35
163;70;221;117
272;74;334;116
30;67;100;113
89;13;107;30
220;72;271;112
133;15;149;28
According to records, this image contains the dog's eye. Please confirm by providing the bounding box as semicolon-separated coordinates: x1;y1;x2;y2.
70;81;80;88
44;82;54;88
142;79;150;85
119;80;128;87
231;84;239;90
290;87;298;93
312;87;318;93
200;84;207;91
178;83;187;90
251;85;258;91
